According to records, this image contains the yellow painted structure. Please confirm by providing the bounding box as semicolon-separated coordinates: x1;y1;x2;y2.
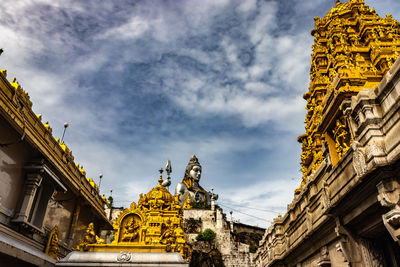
45;225;60;259
298;0;400;192
77;174;191;261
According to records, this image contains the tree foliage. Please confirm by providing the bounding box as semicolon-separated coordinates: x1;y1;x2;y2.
196;228;216;242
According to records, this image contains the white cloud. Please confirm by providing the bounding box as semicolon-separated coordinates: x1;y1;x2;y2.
219;178;299;227
6;0;400;228
97;17;150;41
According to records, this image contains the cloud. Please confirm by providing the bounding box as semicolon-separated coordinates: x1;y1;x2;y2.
1;0;399;227
219;178;299;227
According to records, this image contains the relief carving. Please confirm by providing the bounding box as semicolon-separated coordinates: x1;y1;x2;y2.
121;215;141;242
333;116;351;160
365;141;385;158
45;225;59;259
359;238;384;267
352;141;367;177
117;251;131;262
376;178;400;243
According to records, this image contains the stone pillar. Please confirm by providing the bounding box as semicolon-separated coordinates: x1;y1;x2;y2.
376;177;400;245
216;208;224;229
13;172;43;223
67;198;81;248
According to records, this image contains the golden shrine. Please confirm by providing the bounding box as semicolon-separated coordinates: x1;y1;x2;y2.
297;0;400;192
76;170;191;261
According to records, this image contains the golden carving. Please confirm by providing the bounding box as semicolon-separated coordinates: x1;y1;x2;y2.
77;222;105;251
45;225;59;259
121;215;141;242
333;116;351;159
77;176;191;260
298;0;400;192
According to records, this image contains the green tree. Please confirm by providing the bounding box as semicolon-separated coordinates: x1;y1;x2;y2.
196;228;216;243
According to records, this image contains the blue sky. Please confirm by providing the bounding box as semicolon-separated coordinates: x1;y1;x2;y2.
1;0;400;227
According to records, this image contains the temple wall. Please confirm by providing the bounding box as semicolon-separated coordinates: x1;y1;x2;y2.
0;68;112;265
0;115;35;222
255;56;400;267
183;208;256;267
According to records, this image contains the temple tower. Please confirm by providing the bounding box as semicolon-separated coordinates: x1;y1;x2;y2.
298;0;400;192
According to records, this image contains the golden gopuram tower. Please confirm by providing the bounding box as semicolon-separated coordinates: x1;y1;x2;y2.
297;0;400;193
74;171;191;263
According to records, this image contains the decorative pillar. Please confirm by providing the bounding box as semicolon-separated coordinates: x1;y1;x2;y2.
13;172;43;223
376;177;400;245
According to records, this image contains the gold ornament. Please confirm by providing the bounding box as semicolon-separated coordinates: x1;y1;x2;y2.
45;225;59;259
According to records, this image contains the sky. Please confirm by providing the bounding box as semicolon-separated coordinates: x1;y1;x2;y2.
1;0;400;228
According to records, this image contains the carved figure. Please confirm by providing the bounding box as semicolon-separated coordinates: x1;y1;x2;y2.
45;225;59;259
77;222;105;251
333;117;351;159
160;220;175;245
122;217;141;242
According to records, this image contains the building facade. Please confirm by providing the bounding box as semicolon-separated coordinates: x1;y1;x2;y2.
0;69;112;266
255;0;400;266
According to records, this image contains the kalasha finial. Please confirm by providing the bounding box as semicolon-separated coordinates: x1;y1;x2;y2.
158;168;164;184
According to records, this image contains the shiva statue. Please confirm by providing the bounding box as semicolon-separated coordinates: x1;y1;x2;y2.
175;155;218;207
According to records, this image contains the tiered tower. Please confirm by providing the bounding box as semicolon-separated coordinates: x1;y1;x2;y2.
297;0;400;192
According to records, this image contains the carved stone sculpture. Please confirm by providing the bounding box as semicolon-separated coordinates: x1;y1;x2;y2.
175;155;218;207
376;178;400;244
352;141;367;177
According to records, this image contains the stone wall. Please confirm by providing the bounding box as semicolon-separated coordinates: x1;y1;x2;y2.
183;208;259;267
254;54;400;267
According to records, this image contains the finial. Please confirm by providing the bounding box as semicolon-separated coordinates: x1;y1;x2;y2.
165;159;172;177
158;168;164;184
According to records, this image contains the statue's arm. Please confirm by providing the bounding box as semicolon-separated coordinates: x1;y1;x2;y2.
175;182;187;195
175;182;189;206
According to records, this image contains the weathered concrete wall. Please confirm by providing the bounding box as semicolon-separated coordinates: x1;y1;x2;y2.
183;208;257;267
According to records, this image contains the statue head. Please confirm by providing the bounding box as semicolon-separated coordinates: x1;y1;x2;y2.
184;155;202;182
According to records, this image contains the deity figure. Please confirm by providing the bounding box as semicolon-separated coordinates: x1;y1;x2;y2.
333;117;351;159
77;222;105;251
160;220;175;245
175;155;218;207
122;217;141;242
45;225;59;259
